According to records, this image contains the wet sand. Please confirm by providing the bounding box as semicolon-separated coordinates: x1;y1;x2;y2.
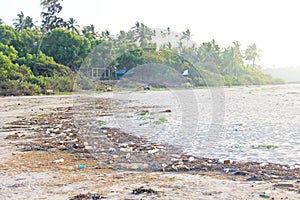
0;95;299;199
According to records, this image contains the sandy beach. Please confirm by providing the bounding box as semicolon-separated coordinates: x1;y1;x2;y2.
0;95;299;200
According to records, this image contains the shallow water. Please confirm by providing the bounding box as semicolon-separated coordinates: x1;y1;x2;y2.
99;84;300;166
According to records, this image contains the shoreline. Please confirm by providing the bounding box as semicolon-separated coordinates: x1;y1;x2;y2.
0;95;299;199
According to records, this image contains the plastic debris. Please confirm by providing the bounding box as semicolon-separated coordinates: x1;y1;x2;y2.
273;182;294;187
234;171;248;176
148;149;160;154
188;156;195;162
53;158;64;163
69;192;104;200
108;147;116;153
151;163;158;170
247;176;263;181
223;159;232;164
143;85;151;90
224;168;237;173
79;164;86;169
132;186;158;195
259;193;270;198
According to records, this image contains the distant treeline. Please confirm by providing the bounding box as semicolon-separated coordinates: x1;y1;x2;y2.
0;0;284;95
263;66;300;83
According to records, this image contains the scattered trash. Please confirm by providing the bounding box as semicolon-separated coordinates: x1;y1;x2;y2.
273;182;294;187
108;147;116;153
79;164;86;169
233;123;243;126
259;162;269;167
120;147;133;153
53;158;64;163
124;163;149;170
247;176;263;181
137;110;149;116
85;146;94;150
172;164;190;171
104;87;112;92
143;85;151;90
69;192;104;200
148;149;160;154
224;168;237;173
188;156;195;162
223;159;232;164
259;193;270;198
4;98;300;186
102;130;108;134
98;121;106;126
234;171;248;176
132;186;158;195
57;145;67;151
151;163;158;170
45;89;55;95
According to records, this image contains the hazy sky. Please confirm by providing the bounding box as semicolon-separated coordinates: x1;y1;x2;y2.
1;0;300;69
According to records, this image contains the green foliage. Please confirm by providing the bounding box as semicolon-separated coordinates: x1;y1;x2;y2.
0;43;18;61
0;13;285;96
0;51;42;95
42;28;91;70
13;11;36;32
245;43;262;69
38;74;74;92
14;29;40;57
0;25;18;45
116;47;145;71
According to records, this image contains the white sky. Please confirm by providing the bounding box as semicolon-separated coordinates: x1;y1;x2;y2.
1;0;300;69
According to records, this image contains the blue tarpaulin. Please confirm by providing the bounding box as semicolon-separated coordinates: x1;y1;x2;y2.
116;69;126;75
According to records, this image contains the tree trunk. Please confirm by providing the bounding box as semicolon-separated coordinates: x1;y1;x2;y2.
252;58;255;69
33;33;44;75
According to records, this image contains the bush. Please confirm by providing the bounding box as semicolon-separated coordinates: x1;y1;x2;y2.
0;79;41;96
38;75;74;92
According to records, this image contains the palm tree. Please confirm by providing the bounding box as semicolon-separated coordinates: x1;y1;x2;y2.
33;0;64;75
82;24;98;39
65;17;80;33
24;16;36;30
181;29;191;41
101;30;110;39
245;43;262;69
13;11;25;32
131;22;154;45
40;0;64;32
